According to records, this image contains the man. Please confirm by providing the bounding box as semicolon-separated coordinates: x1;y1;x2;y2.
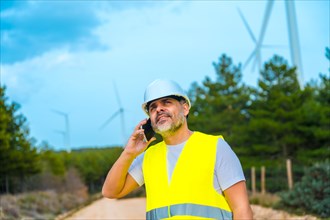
102;79;253;220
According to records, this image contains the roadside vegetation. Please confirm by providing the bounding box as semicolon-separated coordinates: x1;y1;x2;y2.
1;48;329;219
1;190;90;220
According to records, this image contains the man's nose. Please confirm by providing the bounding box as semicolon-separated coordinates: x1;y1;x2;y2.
155;104;165;113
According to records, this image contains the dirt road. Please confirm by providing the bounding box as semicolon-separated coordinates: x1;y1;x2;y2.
66;198;145;220
65;197;317;220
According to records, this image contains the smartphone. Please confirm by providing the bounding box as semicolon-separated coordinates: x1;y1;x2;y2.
142;118;155;141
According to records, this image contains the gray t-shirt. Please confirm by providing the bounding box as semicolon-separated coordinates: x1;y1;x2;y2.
128;137;245;194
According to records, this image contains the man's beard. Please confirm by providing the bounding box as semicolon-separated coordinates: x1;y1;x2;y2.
153;111;186;137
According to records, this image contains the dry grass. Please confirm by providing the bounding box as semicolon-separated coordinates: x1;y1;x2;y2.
249;193;320;220
249;192;281;208
0;189;89;220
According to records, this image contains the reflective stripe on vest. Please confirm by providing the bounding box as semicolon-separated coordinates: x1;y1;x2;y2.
143;132;233;220
147;203;232;220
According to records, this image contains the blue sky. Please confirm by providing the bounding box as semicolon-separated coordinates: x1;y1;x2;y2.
1;0;329;150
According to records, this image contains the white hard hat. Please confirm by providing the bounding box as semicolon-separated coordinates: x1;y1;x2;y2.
142;79;191;115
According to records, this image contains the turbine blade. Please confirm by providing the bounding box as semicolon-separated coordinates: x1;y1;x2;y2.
263;44;287;49
99;109;122;130
256;0;274;50
120;110;126;145
237;7;257;43
113;81;123;109
51;109;67;117
250;0;274;73
244;49;256;69
113;80;127;145
54;130;65;135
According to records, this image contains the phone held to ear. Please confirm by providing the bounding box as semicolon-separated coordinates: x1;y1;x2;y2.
142;118;155;141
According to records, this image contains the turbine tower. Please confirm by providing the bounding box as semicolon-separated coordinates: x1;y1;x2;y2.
285;0;304;87
52;109;71;153
99;81;126;146
238;0;304;88
54;130;66;147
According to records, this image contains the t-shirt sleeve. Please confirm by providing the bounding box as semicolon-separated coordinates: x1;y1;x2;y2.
215;138;245;191
128;152;145;186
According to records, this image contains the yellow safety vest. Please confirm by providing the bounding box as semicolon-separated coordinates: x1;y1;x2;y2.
143;132;233;220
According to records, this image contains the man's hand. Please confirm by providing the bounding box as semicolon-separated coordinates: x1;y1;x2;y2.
102;119;156;199
124;119;156;158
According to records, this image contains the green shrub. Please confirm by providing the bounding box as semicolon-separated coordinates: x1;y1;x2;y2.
278;161;330;218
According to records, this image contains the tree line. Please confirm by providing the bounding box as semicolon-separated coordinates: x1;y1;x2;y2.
188;50;329;169
187;50;329;193
0;49;329;194
0;86;123;193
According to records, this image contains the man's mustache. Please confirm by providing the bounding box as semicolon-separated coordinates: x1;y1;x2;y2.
156;112;172;123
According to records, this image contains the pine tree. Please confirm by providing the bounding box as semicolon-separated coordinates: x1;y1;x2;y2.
188;54;252;147
246;55;304;163
0;86;40;193
295;48;330;164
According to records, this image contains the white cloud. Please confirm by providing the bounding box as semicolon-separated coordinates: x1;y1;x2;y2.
1;1;329;149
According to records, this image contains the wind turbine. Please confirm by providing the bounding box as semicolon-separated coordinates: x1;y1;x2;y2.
237;0;274;73
238;0;304;88
99;81;126;146
52;109;71;153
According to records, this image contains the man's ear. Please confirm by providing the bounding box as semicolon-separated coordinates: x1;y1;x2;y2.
182;102;190;117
